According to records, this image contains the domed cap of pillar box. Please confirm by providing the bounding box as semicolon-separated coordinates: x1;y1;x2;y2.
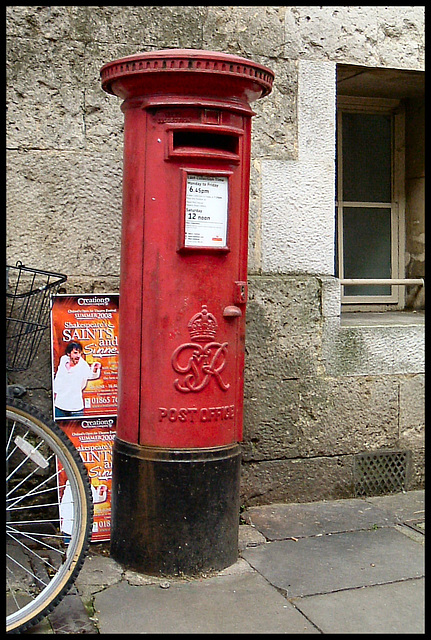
100;48;274;105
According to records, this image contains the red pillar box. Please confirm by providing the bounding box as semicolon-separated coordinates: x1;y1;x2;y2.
100;49;273;575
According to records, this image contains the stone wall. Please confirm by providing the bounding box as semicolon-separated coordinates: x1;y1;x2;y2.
6;6;425;504
243;276;424;504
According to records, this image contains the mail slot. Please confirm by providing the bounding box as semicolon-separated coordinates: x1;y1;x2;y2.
101;49;274;575
171;129;239;155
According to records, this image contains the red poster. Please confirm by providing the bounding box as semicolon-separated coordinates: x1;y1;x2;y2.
51;294;119;542
57;417;116;542
51;294;119;420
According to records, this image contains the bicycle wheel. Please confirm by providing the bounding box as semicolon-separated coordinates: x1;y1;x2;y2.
6;397;93;633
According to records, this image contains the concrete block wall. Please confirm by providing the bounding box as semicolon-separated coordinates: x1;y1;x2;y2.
6;6;425;504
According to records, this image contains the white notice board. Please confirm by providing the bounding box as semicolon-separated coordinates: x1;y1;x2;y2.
184;175;228;248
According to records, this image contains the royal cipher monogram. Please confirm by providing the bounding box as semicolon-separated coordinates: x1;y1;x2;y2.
171;305;229;393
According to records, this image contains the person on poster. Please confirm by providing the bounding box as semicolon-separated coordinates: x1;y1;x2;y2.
59;478;108;541
53;341;100;418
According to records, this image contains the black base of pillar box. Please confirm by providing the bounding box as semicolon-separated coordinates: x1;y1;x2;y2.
110;437;241;576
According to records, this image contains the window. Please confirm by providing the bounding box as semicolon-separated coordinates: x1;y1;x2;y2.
336;96;405;308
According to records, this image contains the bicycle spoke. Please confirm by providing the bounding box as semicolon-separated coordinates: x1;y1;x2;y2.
6;552;48;589
6;573;25;612
7;531;61;573
7;525;66;556
7;463;59;501
8;501;64;512
6;422;17;457
6;443;55;489
7;483;63;511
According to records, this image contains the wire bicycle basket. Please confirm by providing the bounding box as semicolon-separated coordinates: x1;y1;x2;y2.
6;261;67;372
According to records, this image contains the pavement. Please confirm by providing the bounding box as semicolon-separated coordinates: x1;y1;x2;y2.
27;489;424;634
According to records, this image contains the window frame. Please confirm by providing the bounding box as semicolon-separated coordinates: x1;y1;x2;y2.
336;96;406;310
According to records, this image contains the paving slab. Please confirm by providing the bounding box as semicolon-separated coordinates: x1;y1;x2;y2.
75;554;124;602
292;577;425;634
25;588;98;635
45;589;98;635
364;489;425;523
245;498;397;540
18;491;426;634
25;616;54;634
241;527;424;597
94;570;320;634
238;522;267;550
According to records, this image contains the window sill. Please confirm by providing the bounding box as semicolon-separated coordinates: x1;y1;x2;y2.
323;311;425;376
340;310;425;328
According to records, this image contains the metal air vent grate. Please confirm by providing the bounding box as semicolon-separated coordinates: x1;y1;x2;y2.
354;450;411;497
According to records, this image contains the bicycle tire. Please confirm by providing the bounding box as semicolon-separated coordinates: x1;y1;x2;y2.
6;397;93;633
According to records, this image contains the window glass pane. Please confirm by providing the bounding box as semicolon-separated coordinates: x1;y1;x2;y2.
343;207;392;296
342;113;391;202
